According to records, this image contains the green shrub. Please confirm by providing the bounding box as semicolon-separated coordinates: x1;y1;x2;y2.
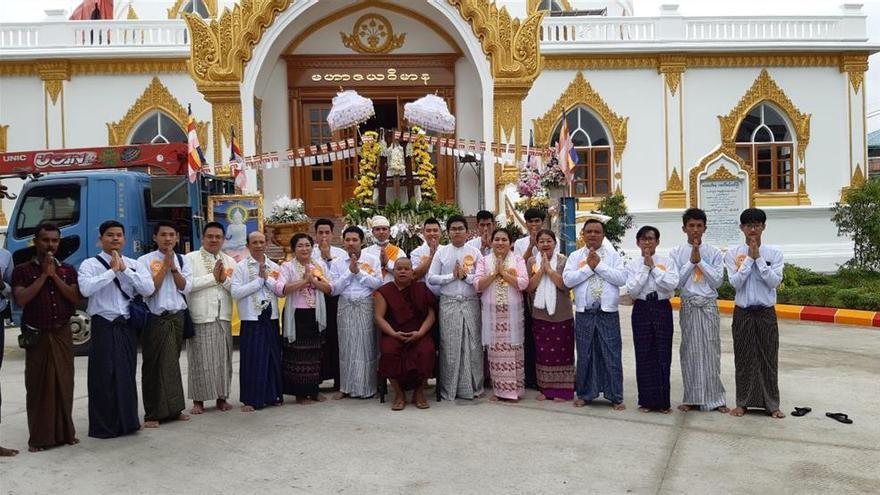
782;263;830;288
595;193;633;250
831;177;880;272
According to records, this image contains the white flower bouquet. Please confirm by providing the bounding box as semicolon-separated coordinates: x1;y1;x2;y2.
266;195;309;224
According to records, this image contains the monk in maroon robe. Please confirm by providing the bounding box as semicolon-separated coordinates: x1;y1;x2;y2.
375;258;436;411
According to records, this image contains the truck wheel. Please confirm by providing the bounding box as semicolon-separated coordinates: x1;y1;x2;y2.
70;310;91;356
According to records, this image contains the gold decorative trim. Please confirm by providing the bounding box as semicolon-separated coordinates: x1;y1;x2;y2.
0;124;7;153
840;54;868;92
658;56;686;97
705;165;738;181
340;13;406;54
718;69;810;163
689;148;754;208
531;71;628;166
527;0;573;13
127;5;139;19
544;54;658;70
106;76;208;148
753;192;806;207
544;52;854;71
44;80;63;106
168;0;217;19
1;59;188;77
286;0;460;55
494;162;519;215
36;61;70;106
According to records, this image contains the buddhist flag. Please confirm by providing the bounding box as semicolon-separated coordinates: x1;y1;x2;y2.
556;109;578;183
229;126;247;190
186;104;207;183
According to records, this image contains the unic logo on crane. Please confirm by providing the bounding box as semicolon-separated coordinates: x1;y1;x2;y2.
34;151;98;169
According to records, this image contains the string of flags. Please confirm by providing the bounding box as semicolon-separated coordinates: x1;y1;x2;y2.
216;130;556;173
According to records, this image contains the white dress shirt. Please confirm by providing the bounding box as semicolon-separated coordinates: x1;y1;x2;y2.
329;251;383;298
724;243;784;308
562;244;627;312
670;243;724;299
78;251;155;320
184;248;235;323
465;237;492;257
312;245;347;265
138;250;192;315
513;236;560;260
0;248;13;312
363;243;405;283
231;256;281;321
410;242;441;295
624;254;679;301
427;243;481;298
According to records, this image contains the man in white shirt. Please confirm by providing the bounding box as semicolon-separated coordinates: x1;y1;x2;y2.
624;226;679;414
724;208;784;419
465;210;495;256
137;221;192;428
427;215;484;400
514;208;559;260
563;219;627;410
313;218;347;391
363;215;404;283
410;218;443;296
330;226;383;399
78;220;155;439
670;208;728;414
184;222;236;415
231;231;284;412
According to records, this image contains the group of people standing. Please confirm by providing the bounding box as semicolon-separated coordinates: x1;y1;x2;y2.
0;204;785;456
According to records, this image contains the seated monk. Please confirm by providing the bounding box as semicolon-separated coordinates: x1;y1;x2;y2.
374;258;437;411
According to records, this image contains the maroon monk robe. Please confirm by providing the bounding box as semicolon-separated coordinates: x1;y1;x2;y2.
377;281;436;390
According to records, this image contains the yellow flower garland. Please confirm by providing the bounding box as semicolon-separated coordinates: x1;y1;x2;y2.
412;126;437;202
354;130;380;205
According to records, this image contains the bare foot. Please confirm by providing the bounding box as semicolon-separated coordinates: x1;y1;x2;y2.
535;393;547;401
177;413;191;421
678;404;693;412
489;395;500;402
638;406;651;413
730;407;747;417
144;420;160;428
660;408;672;414
28;446;45;453
770;409;786;419
553;397;566;403
296;397;316;405
332;391;346;400
191;402;205;415
241;405;255;413
391;396;406;411
272;401;283;407
0;446;18;457
573;399;587;408
68;438;80;445
316;394;327;402
716;405;730;413
612;402;626;411
217;399;233;412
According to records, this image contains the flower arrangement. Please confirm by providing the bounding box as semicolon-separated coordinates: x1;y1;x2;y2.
343;198;461;253
540;153;567;190
514;194;549;213
387;143;405;176
353;130;380;206
516;159;542;198
266;195;309;224
411;126;437;202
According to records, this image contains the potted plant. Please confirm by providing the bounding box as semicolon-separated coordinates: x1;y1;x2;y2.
266;195;310;259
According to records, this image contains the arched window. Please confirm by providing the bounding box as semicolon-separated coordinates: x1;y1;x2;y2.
180;0;209;18
551;106;611;197
538;0;566;12
735;103;794;192
129;111;187;144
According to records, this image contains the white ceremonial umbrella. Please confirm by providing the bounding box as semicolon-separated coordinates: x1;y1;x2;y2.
326;90;375;131
403;94;455;134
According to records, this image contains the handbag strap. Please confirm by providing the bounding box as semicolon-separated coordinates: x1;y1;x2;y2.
94;255;133;301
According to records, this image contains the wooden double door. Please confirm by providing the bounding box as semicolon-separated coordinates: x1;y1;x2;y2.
293;94;456;217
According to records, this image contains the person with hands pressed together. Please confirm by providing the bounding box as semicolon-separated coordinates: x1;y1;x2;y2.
724;208;785;419
670;208;728;414
410;218;443;296
137;221;192;428
313;218;347;390
427;215;484;400
232;231;284;412
184;222;236;415
624;226;679;414
12;223;80;452
78;220;155;439
364;215;404;283
277;233;332;404
474;229;529;402
526;230;576;402
466;210;495;256
375;258;437;411
329;226;383;400
563;219;628;410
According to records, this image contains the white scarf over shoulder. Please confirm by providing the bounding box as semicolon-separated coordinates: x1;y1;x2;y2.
533;253;558;315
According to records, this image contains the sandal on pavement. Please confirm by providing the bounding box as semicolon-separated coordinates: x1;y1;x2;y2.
825;412;853;424
791;407;812;417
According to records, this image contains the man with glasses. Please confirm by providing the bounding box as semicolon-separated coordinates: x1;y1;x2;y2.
724;208;785;419
428;215;483;400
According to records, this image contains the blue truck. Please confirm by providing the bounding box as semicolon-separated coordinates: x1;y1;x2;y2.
0;143;234;353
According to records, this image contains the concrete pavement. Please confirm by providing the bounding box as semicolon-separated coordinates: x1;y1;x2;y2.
0;307;878;494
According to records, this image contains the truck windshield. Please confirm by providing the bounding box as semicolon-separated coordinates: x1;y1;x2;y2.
15;184;81;238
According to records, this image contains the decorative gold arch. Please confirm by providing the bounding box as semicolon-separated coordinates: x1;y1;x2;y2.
107;76;208;147
718;69;810;163
168;0;217;19
688;147;755;208
531;71;628;165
